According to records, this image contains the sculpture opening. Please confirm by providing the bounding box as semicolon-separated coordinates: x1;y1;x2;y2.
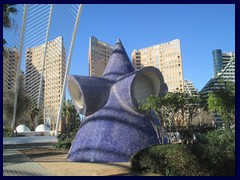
133;71;160;102
68;79;85;113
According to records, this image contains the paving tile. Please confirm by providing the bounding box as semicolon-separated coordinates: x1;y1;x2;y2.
3;149;54;176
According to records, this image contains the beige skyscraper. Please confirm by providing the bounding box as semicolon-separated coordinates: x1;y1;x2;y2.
132;39;184;92
25;36;66;129
88;36;114;77
3;47;19;92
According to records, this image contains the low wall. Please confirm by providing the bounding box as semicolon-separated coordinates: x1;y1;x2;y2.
16;131;51;137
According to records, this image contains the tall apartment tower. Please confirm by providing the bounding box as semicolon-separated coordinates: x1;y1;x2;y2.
212;49;223;76
89;36;114;77
212;49;235;76
25;36;66;128
132;39;184;92
201;50;235;98
3;47;19;92
222;52;235;70
25;46;45;109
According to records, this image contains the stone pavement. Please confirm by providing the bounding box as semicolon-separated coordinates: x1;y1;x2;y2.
3;148;54;176
3;137;137;176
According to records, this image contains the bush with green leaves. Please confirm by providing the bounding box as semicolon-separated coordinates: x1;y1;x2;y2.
208;81;235;129
131;128;235;176
189;129;235;176
3;127;12;137
131;144;211;176
54;127;79;149
54;138;72;149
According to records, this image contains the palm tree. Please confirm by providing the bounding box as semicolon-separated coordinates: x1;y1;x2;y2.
30;107;40;130
61;100;80;133
3;4;18;56
3;4;18;29
3;71;31;131
37;108;44;125
61;102;69;133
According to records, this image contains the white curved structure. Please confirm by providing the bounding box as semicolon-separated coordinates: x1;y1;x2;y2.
35;124;50;132
16;125;31;132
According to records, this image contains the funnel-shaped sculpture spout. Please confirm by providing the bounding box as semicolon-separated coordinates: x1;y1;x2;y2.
68;76;110;116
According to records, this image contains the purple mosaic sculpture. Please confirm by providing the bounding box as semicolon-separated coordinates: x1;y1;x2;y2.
67;39;168;162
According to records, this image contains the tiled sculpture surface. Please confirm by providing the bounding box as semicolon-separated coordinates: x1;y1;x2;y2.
67;39;168;162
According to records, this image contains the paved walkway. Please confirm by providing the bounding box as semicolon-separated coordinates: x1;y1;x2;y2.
3;149;54;176
3;136;56;176
3;137;136;176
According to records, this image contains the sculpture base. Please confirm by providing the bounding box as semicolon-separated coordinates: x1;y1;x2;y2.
67;108;158;162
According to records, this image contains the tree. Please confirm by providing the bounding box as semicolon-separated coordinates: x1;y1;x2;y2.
61;100;80;133
187;96;202;125
178;93;203;144
37;108;44;125
3;4;18;28
208;81;235;129
156;93;183;143
138;94;183;144
138;95;164;144
3;71;31;131
138;93;203;144
30;107;40;130
3;4;18;47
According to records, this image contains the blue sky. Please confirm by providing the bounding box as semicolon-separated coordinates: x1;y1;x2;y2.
68;4;234;95
7;4;234;100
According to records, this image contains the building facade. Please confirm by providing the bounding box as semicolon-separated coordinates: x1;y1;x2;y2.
25;36;66;129
184;80;197;96
212;49;235;76
212;49;223;76
222;52;235;70
3;47;19;92
200;51;235;98
131;39;184;92
88;36;114;77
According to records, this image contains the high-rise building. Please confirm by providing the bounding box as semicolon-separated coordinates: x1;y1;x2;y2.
88;36;114;77
3;47;19;92
222;52;235;69
25;36;66;128
200;52;235;98
212;49;223;76
25;47;44;109
184;80;197;96
212;49;235;76
132;39;184;92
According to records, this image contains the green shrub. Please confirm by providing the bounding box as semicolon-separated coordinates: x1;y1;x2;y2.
54;139;72;149
3;127;12;137
131;128;235;176
131;144;211;176
189;129;235;176
54;127;79;149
